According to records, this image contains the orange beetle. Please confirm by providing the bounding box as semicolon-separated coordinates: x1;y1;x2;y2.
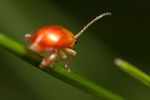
25;12;111;71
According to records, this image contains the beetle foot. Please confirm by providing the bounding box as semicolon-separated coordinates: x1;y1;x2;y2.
64;64;71;72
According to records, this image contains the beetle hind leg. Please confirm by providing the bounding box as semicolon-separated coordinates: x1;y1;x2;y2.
40;51;57;68
25;33;33;42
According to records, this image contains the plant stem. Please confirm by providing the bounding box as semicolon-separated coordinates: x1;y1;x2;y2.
0;33;124;100
115;58;150;87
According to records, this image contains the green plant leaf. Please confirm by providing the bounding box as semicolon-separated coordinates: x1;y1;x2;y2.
0;33;124;100
115;58;150;87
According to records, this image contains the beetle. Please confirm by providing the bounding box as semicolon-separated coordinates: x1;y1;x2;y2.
25;12;111;71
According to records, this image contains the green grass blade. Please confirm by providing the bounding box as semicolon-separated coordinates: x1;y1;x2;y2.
115;58;150;87
0;33;124;100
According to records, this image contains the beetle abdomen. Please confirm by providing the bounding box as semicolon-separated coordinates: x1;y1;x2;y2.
32;25;75;49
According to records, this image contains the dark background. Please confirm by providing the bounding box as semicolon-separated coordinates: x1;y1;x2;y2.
0;0;150;100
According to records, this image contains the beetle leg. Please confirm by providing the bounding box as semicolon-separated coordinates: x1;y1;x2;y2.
28;34;44;53
40;51;57;68
59;50;67;59
64;48;77;71
25;34;33;42
65;48;77;56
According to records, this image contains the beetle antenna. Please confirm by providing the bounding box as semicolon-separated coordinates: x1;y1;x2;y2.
74;12;111;39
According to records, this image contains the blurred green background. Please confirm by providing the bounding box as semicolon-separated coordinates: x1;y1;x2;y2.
0;0;150;100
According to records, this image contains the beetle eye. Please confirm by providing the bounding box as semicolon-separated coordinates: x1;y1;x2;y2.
75;40;77;45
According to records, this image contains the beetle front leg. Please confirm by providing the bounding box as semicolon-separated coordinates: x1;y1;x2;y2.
64;48;77;71
40;51;57;68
